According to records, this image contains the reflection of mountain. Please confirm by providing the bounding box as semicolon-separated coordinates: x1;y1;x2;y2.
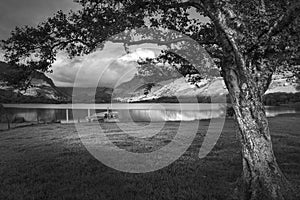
119;109;226;122
0;62;69;103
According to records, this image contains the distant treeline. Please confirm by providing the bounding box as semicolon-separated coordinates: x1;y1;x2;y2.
263;92;300;106
133;93;300;106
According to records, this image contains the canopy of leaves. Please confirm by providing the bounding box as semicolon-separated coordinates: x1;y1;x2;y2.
1;0;299;89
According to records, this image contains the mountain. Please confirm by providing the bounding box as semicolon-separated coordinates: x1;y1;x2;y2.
112;63;226;102
58;87;113;103
266;72;299;94
1;60;299;104
113;71;300;103
0;62;69;103
113;75;227;103
0;61;114;103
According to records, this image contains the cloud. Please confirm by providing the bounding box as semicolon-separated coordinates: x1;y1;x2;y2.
48;43;132;87
47;44;162;88
118;48;156;63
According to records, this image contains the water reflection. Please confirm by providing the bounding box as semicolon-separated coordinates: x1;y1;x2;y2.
265;106;298;117
1;105;299;123
119;109;226;122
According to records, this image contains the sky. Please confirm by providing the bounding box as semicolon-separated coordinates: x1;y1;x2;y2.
0;0;207;88
0;0;80;40
0;0;163;87
50;44;160;87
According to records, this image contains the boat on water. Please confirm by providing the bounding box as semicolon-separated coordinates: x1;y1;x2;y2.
103;111;119;123
86;108;119;123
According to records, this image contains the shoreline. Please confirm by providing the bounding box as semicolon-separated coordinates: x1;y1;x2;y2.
1;113;299;132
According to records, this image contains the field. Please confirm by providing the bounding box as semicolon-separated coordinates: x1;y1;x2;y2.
0;115;299;200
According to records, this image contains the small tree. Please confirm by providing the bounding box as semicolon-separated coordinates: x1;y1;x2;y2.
0;104;10;130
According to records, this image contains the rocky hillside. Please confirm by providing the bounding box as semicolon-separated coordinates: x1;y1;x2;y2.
0;62;69;103
0;60;298;104
113;71;299;103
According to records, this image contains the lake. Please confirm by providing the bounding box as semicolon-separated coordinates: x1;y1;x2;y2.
1;103;300;123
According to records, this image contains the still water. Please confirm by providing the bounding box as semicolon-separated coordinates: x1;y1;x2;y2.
1;104;300;123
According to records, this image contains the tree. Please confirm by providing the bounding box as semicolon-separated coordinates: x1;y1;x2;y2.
1;0;300;199
0;104;10;130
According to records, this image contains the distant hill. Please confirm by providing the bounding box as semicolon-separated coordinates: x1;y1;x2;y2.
58;87;113;103
0;62;69;103
0;61;115;103
113;76;228;103
1;60;299;104
113;70;300;104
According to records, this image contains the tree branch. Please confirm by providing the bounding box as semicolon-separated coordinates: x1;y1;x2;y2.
50;38;90;51
265;2;300;40
193;1;248;73
259;0;266;14
109;37;217;46
248;1;300;53
161;1;202;9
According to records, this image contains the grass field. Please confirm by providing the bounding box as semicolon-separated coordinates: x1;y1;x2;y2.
0;115;299;200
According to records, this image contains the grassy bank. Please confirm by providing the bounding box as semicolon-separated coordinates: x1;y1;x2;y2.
0;116;299;200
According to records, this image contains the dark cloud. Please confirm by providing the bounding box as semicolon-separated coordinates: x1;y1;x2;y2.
47;44;138;87
0;0;80;40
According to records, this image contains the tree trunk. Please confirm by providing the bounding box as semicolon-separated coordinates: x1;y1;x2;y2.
222;67;295;200
6;114;10;130
0;104;10;130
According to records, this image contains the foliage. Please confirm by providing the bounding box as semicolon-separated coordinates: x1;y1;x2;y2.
1;0;299;91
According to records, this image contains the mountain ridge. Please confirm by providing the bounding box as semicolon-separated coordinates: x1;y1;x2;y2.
0;61;299;104
113;71;300;103
0;62;69;103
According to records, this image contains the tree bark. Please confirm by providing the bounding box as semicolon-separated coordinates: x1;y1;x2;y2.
0;104;10;130
6;114;10;130
222;65;296;200
201;1;297;198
